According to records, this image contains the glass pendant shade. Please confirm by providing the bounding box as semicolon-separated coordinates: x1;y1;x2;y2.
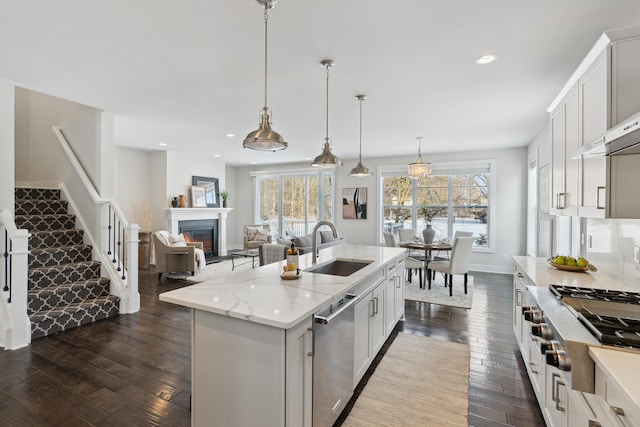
312;59;340;167
243;0;287;151
408;137;432;179
349;94;371;177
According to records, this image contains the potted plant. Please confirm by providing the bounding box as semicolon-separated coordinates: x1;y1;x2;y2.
221;191;229;208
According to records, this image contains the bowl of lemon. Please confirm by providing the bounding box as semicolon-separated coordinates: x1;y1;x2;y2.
548;255;597;272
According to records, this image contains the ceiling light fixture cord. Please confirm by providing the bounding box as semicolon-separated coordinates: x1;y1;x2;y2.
324;63;330;145
358;96;363;161
263;7;268;110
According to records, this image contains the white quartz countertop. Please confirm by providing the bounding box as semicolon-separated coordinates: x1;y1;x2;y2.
589;347;640;408
159;244;405;329
513;256;637;291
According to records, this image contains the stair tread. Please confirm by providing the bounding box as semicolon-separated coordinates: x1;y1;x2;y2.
29;260;101;273
28;278;110;294
29;296;120;318
30;244;92;254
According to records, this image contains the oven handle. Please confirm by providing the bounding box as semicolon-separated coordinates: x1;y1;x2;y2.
314;294;358;325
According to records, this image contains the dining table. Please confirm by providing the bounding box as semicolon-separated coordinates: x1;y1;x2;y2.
398;240;453;289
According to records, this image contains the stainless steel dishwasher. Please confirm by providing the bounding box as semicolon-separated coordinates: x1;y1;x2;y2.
313;290;357;427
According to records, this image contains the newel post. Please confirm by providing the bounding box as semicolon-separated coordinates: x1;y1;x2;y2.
125;224;140;313
10;229;31;349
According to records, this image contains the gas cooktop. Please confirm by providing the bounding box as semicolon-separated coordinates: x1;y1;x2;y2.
549;284;640;349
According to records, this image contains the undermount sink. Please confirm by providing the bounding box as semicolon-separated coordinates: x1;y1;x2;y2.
306;258;373;277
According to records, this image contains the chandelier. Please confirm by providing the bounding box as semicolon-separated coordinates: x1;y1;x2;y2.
408;137;432;179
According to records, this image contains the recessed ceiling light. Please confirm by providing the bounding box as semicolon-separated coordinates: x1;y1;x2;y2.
251;161;257;165
214;154;221;157
158;142;167;147
225;133;235;138
475;54;497;65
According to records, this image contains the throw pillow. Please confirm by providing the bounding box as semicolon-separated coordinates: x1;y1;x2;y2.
254;232;269;242
276;236;291;246
294;234;313;248
320;230;337;243
170;233;187;247
246;226;259;241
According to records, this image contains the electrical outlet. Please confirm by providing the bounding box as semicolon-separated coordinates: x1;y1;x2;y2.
634;245;640;264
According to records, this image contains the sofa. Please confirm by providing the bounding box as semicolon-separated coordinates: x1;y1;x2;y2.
277;230;347;254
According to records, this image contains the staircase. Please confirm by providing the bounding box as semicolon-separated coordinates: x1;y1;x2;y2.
14;188;120;339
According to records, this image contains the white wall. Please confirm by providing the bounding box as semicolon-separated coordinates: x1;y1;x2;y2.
166;151;226;207
232;147;528;273
114;147;154;231
0;79;15;213
14;88;104;190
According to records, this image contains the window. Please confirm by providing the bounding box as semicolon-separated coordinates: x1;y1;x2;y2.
252;169;334;237
380;160;493;249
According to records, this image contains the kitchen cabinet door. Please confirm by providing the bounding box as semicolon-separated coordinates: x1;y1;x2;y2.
370;282;386;355
550;83;579;216
611;35;640;126
578;49;608;218
544;365;568;427
354;291;372;386
393;259;405;322
385;258;404;336
285;317;313;427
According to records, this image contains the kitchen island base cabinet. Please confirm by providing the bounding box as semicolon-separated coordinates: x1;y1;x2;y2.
191;310;313;427
353;276;386;386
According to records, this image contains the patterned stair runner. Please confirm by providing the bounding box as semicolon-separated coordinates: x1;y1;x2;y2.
15;188;119;339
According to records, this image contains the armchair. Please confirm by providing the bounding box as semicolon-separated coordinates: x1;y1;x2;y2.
153;230;205;279
243;224;272;251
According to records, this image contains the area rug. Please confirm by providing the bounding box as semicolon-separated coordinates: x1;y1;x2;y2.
404;273;473;309
168;258;254;282
342;332;470;427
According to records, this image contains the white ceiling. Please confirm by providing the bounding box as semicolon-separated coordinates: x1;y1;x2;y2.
2;1;640;167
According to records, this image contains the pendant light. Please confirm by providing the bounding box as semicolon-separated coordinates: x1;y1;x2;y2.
243;0;287;151
312;59;341;167
408;137;432;179
349;95;371;177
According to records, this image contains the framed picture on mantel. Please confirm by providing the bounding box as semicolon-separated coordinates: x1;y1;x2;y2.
192;176;220;208
343;187;367;219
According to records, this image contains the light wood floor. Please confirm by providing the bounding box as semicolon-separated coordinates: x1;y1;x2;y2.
0;269;544;426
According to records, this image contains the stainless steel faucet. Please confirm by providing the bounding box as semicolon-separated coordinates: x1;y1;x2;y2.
311;220;339;264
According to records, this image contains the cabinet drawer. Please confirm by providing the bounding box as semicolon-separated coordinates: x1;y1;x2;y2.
595;365;640;427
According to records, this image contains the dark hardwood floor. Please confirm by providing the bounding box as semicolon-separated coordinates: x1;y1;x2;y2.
0;269;544;426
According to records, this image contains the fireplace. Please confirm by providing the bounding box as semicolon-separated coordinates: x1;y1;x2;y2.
165;207;231;256
179;219;218;262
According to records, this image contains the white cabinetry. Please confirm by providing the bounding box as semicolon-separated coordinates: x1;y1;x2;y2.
550;28;640;218
550;83;579;216
385;257;404;336
578;50;608;218
286;317;314;427
354;276;386;385
544;366;568;427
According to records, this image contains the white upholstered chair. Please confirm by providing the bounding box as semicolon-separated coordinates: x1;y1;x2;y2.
152;231;205;279
243;224;272;251
384;232;424;288
427;236;474;296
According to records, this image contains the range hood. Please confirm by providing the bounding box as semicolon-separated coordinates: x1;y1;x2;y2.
573;111;640;158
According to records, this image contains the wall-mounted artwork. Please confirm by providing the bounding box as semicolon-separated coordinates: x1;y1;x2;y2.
343;187;367;219
192;176;220;208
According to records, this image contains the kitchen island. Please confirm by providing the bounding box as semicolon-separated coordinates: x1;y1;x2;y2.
160;244;406;427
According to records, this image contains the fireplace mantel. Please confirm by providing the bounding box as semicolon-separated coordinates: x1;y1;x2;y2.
165;208;232;256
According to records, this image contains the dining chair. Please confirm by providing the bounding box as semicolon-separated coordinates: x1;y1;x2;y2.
429;230;474;278
427;236;474;296
397;228;420;257
384;232;424;287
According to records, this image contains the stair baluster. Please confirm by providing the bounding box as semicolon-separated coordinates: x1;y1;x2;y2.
3;229;8;294
121;228;126;280
107;205;112;256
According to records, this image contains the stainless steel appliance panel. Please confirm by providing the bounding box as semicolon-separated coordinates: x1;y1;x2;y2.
313;294;356;427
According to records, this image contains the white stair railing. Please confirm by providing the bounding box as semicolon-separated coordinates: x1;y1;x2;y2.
0;209;31;350
51;126;139;314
